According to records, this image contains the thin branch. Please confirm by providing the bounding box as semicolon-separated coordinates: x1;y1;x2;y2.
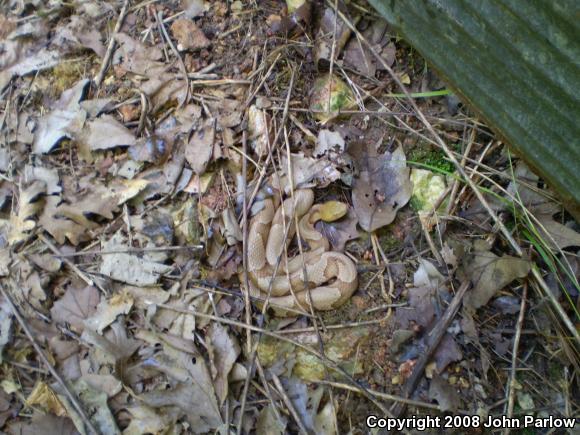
94;0;130;88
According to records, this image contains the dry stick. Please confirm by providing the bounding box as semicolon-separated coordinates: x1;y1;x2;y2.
531;266;580;345
94;0;130;88
503;282;528;435
0;285;99;435
236;70;299;435
254;359;284;422
156;11;189;109
52;245;203;257
391;281;471;418
241;130;253;357
38;234;106;293
150;302;396;419
271;373;311;435
314;380;444;412
282;121;339;429
330;3;522;258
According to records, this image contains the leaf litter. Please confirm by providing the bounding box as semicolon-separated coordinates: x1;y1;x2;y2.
0;1;577;433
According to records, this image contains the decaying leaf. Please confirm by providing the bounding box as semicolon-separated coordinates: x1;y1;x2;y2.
247;105;271;157
140;346;223;432
316;208;359;251
84;292;134;334
0;298;13;363
25;382;67;417
207;323;240;405
459;241;531;310
9;181;46;245
309;74;355;124
351;143;412;232
53;379;120;435
50;285;100;334
182;0;207;18
428;375;461;413
314;129;345;158
99;232;173;286
123;405;180;435
171;19;210;51
343;20;395;77
32;79;89;154
313;400;338;435
256;405;287;435
279;153;341;190
81;115;136;151
185;118;216;175
410;168;447;229
432;334;463;373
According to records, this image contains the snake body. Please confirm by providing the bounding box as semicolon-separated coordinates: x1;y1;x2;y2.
244;188;358;315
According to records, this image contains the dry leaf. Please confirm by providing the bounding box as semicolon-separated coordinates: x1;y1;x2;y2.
207;323;240;405
99;232;172;286
123;405;180;435
186;118;216;174
536;214;580;250
432;334;462;373
428;375;461;413
0;46;59;92
315;129;345;157
313;400;338;435
256;405;287;435
9;181;46;245
26;382;67;417
281;153;341;189
50;285;100;334
5;413;78;435
81;115;136;151
247;105;271;157
84;292;134;334
351;144;412;232
53;379;119;435
460;243;531;310
309;74;355;124
171;19;210;51
0;298;12;363
52;15;105;56
140;346;223;432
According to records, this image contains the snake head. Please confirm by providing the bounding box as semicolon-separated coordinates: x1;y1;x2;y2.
318;201;348;222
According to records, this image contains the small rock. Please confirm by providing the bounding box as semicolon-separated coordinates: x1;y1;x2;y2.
171;18;210;51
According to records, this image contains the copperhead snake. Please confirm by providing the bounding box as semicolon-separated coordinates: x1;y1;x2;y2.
243;188;358;316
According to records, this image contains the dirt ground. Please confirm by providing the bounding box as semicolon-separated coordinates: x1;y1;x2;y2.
0;0;578;433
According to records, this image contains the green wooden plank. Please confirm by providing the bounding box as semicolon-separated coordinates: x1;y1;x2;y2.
368;0;580;218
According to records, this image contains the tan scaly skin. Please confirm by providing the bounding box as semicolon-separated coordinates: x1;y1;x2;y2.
243;188;358;316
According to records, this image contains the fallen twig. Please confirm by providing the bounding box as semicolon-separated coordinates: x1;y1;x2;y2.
94;0;131;88
391;281;470;417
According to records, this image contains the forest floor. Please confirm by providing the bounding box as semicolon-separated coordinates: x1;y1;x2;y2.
0;0;578;433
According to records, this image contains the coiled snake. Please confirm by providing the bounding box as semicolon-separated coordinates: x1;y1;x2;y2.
242;188;358;316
